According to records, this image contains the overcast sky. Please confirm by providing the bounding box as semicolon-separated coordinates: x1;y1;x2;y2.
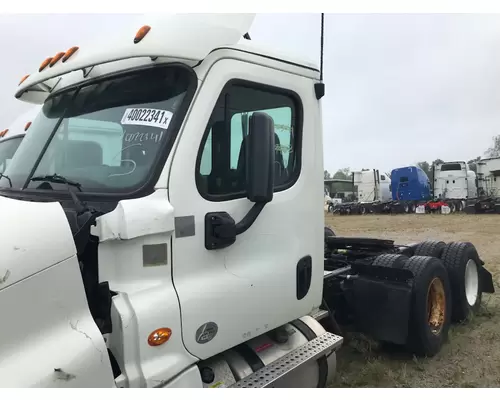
1;13;500;174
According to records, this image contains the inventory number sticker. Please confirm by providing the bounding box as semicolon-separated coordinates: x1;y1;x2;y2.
121;108;173;130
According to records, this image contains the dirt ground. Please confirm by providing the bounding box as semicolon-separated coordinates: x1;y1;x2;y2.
325;213;500;388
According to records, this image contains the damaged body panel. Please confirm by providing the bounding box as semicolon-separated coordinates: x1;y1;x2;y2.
0;195;114;387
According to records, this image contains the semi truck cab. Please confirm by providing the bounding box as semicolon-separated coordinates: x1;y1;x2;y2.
0;13;341;388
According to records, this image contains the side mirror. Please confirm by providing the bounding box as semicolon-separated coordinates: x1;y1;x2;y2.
246;112;275;203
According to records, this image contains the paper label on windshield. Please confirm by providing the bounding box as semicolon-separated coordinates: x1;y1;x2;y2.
121;108;173;129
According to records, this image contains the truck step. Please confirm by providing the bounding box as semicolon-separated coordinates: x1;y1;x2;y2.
229;332;343;388
309;308;329;321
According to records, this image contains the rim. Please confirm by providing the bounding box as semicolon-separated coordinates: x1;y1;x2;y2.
404;204;409;213
465;259;479;306
427;277;446;335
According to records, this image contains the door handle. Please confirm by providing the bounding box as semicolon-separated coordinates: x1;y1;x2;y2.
296;255;312;300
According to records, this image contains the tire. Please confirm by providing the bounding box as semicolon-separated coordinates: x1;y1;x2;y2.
413;240;446;258
409;203;416;213
324;226;335;256
324;226;335;237
372;253;409;269
440;242;482;322
403;203;410;213
448;202;456;213
403;256;452;357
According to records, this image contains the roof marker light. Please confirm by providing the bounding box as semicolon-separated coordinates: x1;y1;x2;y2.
24;122;32;132
50;52;66;67
134;25;151;44
39;57;53;72
62;46;79;63
19;74;30;86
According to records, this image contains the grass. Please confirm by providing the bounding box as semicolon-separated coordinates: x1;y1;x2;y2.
325;213;500;388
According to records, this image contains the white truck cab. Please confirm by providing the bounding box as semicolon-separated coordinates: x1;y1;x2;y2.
353;169;391;203
0;13;341;388
433;161;477;200
2;12;494;388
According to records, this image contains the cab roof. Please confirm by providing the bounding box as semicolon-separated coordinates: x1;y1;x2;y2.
15;13;319;104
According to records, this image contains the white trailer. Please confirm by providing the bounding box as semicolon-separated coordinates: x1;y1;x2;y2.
0;13;493;388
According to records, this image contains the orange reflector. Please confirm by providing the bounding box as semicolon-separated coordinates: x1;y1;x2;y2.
134;25;151;44
19;74;30;86
0;130;4;137
62;46;79;63
24;122;32;132
147;328;172;346
50;52;66;67
39;57;53;72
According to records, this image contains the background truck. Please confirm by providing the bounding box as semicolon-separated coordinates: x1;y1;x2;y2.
0;13;494;388
466;157;500;213
0;105;41;174
430;161;477;212
334;169;392;214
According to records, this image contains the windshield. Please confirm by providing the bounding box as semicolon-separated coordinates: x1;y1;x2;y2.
439;163;463;172
0;136;23;174
0;65;194;194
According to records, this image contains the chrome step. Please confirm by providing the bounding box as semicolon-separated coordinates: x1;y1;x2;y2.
229;332;343;388
309;308;329;321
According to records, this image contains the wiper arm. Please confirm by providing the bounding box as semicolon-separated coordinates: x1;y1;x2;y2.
30;173;82;191
0;173;12;188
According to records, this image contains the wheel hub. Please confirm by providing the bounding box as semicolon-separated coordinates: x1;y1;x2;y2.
427;277;446;335
465;259;479;306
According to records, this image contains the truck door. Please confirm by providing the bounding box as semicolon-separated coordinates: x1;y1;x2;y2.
168;58;323;360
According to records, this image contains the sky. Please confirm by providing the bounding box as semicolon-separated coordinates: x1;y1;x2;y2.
1;13;500;174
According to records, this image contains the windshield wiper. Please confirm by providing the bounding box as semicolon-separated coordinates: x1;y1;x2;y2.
30;173;82;191
0;173;12;188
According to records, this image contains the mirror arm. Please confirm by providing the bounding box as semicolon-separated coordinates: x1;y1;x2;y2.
234;202;266;235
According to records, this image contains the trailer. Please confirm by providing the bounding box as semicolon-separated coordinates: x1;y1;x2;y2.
0;13;494;388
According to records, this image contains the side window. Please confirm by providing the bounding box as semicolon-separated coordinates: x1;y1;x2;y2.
197;81;301;200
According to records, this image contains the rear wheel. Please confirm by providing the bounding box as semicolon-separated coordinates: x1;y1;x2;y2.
372;253;409;269
404;256;452;357
413;240;446;258
440;242;482;322
448;202;456;213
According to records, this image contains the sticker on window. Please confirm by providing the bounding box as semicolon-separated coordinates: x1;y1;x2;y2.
121;108;173;130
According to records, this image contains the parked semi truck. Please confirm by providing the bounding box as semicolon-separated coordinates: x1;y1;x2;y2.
0;105;42;174
0;13;494;388
333;169;392;214
430;161;477;213
337;162;478;215
390;162;475;214
466;157;500;213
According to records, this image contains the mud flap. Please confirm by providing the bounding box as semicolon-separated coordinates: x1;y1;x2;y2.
478;262;495;294
348;265;414;345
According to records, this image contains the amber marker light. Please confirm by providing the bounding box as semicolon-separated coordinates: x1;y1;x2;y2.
134;25;151;44
62;46;79;63
147;328;172;346
39;57;52;72
50;52;66;67
19;74;30;86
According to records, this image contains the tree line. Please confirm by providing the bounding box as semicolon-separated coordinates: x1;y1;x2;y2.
325;134;500;181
